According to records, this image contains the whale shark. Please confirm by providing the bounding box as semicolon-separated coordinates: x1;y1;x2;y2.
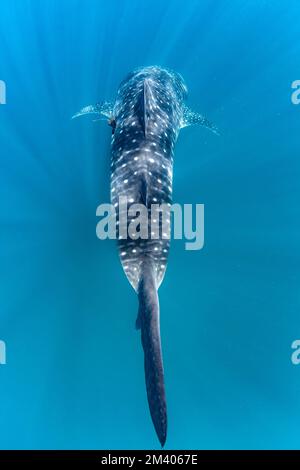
73;66;218;447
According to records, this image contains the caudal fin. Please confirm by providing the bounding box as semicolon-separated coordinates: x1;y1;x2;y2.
137;258;167;447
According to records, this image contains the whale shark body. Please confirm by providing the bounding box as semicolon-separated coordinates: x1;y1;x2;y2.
73;66;217;446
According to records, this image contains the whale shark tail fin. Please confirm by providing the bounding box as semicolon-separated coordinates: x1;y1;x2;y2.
137;257;167;448
71;101;114;121
181;104;220;135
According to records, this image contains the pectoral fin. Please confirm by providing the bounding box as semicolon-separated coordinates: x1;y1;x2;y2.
181;104;219;135
72;101;114;120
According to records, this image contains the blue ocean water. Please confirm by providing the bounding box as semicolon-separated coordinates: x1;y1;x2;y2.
0;0;299;450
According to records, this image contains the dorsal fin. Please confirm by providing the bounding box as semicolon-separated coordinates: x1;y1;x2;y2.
137;79;151;137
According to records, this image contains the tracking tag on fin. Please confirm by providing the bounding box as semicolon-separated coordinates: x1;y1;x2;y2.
181;104;220;135
72;101;114;120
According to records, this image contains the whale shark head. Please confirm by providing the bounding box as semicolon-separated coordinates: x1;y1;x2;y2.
164;68;188;101
118;65;188;104
73;65;218;135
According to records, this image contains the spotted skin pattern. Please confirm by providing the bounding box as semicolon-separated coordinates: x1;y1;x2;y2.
73;65;217;447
